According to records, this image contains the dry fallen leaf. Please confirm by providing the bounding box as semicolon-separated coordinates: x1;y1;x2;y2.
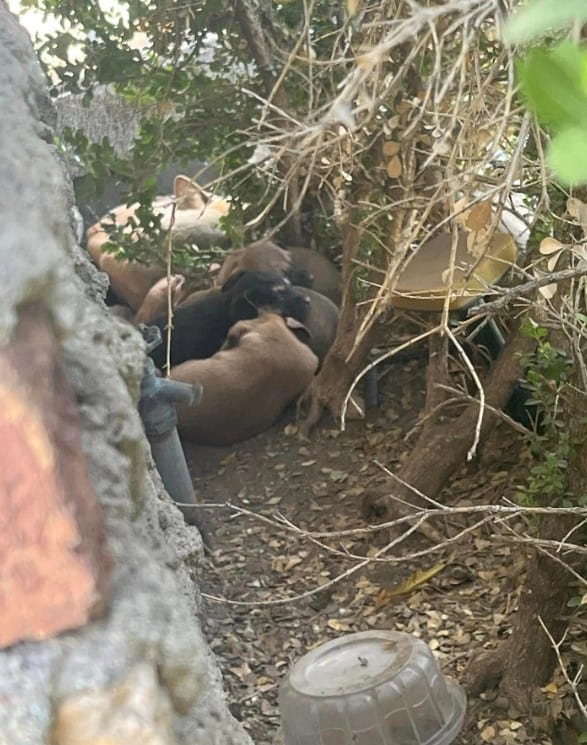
539;237;564;255
220;452;238;466
453;196;470;219
229;663;252;681
386;156;402;178
480;725;496;742
347;0;361;17
466;228;490;257
567;197;585;220
466;200;492;231
572;244;587;265
547;251;562;272
538;282;558;300
327;618;354;632
382;140;400;157
376;563;446;602
567;197;587;233
356;48;381;72
541;681;558;695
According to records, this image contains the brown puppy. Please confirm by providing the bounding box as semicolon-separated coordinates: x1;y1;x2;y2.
135;275;187;325
176;287;218;308
215;240;341;303
86;175;230;310
291;287;339;368
215;240;291;286
171;313;318;445
289;245;341;304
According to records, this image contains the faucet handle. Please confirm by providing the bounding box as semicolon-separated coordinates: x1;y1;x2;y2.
138;324;162;353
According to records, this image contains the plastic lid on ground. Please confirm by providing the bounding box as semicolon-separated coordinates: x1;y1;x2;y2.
278;630;466;745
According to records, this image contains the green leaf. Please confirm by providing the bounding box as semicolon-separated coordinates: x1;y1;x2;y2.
517;42;587;130
548;126;587;185
503;0;587;45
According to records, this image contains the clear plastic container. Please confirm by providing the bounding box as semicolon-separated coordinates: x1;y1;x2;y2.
278;630;466;745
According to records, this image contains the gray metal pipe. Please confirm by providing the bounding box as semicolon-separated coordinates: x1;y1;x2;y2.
363;366;379;409
138;326;211;551
149;427;211;549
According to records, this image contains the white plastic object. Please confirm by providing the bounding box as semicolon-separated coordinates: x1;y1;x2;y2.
278;630;466;745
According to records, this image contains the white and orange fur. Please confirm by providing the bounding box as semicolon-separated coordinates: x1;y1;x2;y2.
86;175;230;311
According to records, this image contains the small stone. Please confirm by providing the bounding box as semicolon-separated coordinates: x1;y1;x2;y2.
480;725;496;742
0;305;111;647
51;664;174;745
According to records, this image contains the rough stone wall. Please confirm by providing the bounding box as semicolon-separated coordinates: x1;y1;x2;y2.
0;5;252;744
55;85;144;167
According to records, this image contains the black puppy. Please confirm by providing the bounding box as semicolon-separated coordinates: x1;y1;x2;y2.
148;270;310;370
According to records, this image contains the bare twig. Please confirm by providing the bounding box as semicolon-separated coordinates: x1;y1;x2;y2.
165;201;177;376
468;265;587;317
538;618;587;719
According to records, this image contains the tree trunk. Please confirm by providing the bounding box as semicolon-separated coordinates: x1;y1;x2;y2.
503;519;580;704
467;376;586;712
365;322;534;517
297;306;379;437
296;178;379;435
233;0;304;244
467;517;583;712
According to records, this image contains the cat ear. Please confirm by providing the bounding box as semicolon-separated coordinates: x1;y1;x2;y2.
173;175;209;209
173;175;193;198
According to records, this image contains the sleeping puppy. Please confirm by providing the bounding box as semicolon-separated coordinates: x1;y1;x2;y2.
148;269;311;370
171;313;319;445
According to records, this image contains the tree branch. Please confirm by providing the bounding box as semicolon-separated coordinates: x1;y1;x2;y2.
468;265;587;317
233;0;304;243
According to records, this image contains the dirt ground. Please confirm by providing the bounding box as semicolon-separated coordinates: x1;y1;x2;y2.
183;358;583;745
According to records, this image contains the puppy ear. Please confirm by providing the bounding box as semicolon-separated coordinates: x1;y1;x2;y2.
229;294;257;321
221;270;245;293
285;316;312;342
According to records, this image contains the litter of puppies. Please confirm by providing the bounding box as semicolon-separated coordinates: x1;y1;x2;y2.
85;174;345;444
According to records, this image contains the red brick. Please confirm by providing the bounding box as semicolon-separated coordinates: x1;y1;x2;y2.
0;304;112;647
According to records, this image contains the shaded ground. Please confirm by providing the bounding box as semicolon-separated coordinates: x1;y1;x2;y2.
184;358;583;745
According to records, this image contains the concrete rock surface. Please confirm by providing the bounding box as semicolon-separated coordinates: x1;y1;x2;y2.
0;4;252;744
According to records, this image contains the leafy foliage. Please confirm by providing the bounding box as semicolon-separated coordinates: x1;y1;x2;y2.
516;42;587;185
27;0;361;266
505;1;587;185
504;0;587;45
516;318;574;507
